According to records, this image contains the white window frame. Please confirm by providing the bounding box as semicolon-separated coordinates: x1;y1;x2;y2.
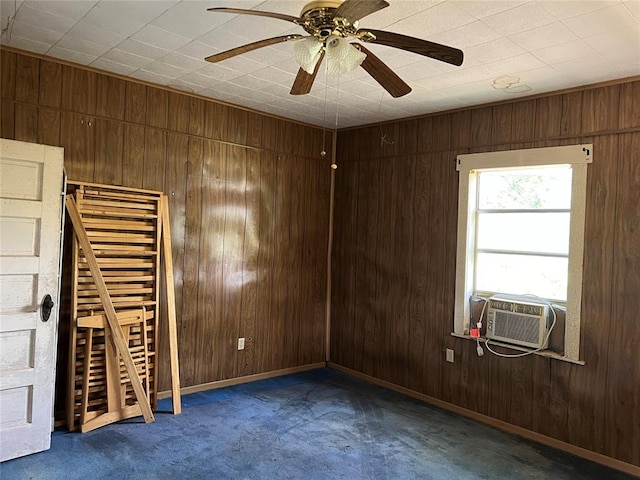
453;144;592;362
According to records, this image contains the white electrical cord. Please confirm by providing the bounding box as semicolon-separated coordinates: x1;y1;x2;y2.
476;294;558;359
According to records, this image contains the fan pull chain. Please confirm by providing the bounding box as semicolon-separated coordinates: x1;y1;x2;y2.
320;54;329;160
330;75;340;170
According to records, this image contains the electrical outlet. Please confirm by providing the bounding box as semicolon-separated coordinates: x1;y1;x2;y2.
238;337;245;350
446;348;454;363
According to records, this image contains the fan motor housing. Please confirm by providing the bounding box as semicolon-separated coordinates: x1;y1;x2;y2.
300;0;355;37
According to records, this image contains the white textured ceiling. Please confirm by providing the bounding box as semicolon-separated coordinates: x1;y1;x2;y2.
1;0;639;128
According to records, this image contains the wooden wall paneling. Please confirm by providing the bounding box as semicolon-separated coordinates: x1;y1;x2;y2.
458;338;489;415
312;159;330;361
619;81;640;129
417;116;434;154
535;95;562;140
581;85;620;135
450;111;471;151
195;140;225;384
168;92;190;134
93;118;123;186
0;100;14;139
1;50;16;100
267;153;289;370
336;130;359;161
565;134;618;453
282;153;301;368
145;88;168;130
291;154;309;366
220;145;247;379
38;107;61;146
188;97;205;137
237;148;260;376
438;151;462;405
204;102;229;141
358;124;380;161
560;91;583;137
297;155;315;366
246;111;263;149
255;151;276;373
178;138;204;386
605;132;640;465
508;355;534;430
61;66;96;115
510;100;537;147
96;75;125;121
226;108;248;146
330;161;359;367
299;126;321;159
157;133;188;391
545;361;572;443
432;114;451;152
471;107;493;148
125;82;147;124
14;104;38;142
391;119;418;156
122;124;145;189
275;119;294;154
357;160;380;377
390;156;416;387
530;356;553;435
492;103;512;146
15;54;39;104
406;154;434;395
142;128;166;191
38;60;62;108
485;345;513;423
61;112;95;182
374;156;399;381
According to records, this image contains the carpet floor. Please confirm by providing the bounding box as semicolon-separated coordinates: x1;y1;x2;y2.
1;367;636;480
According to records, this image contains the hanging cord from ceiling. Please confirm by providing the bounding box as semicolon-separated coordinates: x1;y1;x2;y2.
1;0;19;40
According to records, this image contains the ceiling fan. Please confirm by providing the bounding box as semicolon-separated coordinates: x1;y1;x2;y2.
204;0;464;98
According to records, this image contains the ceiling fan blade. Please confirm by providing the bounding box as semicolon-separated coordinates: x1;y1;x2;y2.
334;0;389;22
205;35;303;63
359;29;463;66
354;44;411;98
290;51;325;95
207;7;301;24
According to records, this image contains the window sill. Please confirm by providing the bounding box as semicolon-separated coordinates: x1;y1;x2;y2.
451;332;585;365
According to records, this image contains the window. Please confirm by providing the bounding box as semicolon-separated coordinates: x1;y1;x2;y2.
453;145;592;361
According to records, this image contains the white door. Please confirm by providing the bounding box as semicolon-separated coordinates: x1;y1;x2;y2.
0;139;64;462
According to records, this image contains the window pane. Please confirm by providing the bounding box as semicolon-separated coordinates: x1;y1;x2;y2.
477;212;570;254
478;167;572;209
475;252;568;301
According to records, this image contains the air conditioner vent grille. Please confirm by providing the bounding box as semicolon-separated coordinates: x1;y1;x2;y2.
493;311;539;345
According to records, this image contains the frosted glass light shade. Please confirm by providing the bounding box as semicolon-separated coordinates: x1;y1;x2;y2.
293;36;323;74
293;35;367;76
324;35;366;75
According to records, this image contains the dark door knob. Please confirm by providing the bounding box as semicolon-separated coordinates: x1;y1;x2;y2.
41;294;54;322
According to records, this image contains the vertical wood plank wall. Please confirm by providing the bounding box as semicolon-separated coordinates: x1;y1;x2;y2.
332;79;640;467
0;50;330;397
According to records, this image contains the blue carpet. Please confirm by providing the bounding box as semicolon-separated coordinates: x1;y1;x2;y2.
0;368;635;480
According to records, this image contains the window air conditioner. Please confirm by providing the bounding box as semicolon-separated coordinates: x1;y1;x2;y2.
486;294;550;349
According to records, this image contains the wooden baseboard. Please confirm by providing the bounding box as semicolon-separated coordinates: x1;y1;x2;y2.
157;362;326;399
327;362;640;478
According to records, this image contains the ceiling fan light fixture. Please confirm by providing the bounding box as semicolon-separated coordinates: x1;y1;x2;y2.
324;35;366;75
294;36;324;74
